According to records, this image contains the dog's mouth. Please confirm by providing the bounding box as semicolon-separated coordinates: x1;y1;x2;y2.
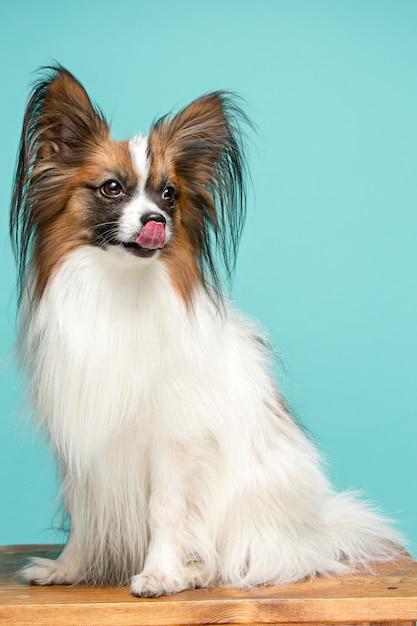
122;241;160;258
124;220;167;257
100;220;167;258
135;220;166;250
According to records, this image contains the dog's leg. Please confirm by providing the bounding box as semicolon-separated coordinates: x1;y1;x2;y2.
21;535;84;586
131;497;192;596
131;443;203;597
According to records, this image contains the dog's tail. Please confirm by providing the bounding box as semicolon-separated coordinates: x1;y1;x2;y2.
324;491;406;569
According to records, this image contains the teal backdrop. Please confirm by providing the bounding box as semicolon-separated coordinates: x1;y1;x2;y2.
1;0;416;556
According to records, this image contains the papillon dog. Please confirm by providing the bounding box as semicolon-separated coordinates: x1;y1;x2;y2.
11;66;401;597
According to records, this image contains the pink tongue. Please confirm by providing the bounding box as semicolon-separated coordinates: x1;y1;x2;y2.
136;221;166;250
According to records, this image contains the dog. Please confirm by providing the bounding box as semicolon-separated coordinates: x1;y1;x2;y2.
10;66;401;597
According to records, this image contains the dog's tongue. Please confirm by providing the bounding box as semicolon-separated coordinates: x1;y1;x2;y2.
136;221;166;250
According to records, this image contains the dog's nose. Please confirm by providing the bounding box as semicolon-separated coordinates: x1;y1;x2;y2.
141;212;166;226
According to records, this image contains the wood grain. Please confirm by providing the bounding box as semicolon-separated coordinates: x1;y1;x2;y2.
0;545;416;625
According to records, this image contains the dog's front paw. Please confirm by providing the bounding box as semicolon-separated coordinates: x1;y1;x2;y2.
130;570;191;597
22;557;78;586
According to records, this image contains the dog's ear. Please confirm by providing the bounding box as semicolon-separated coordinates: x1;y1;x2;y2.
149;92;249;300
25;66;109;163
149;92;237;186
11;67;110;304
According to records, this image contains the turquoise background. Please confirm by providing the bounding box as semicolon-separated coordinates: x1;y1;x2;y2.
1;0;416;556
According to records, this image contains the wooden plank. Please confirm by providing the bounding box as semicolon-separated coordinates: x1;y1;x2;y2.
0;545;416;625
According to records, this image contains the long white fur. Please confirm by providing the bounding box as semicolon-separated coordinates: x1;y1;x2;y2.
21;136;402;597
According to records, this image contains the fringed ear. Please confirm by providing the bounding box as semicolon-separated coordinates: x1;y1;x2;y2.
27;66;109;162
10;66;109;304
149;92;250;300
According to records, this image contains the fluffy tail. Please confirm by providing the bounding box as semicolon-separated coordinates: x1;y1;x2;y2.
324;491;405;570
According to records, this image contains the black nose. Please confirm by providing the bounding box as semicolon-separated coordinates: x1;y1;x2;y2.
141;212;166;226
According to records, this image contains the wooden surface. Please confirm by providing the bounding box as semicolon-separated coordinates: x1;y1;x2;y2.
0;545;416;625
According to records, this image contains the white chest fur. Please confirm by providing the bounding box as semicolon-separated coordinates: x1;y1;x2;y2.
25;247;211;464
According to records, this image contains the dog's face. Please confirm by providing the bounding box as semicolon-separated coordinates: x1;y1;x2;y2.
59;133;177;264
12;67;248;302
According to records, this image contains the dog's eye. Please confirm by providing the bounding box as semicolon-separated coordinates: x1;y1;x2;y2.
161;185;176;205
100;180;124;198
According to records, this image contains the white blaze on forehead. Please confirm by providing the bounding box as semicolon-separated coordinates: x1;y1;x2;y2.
129;135;150;191
117;135;167;245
